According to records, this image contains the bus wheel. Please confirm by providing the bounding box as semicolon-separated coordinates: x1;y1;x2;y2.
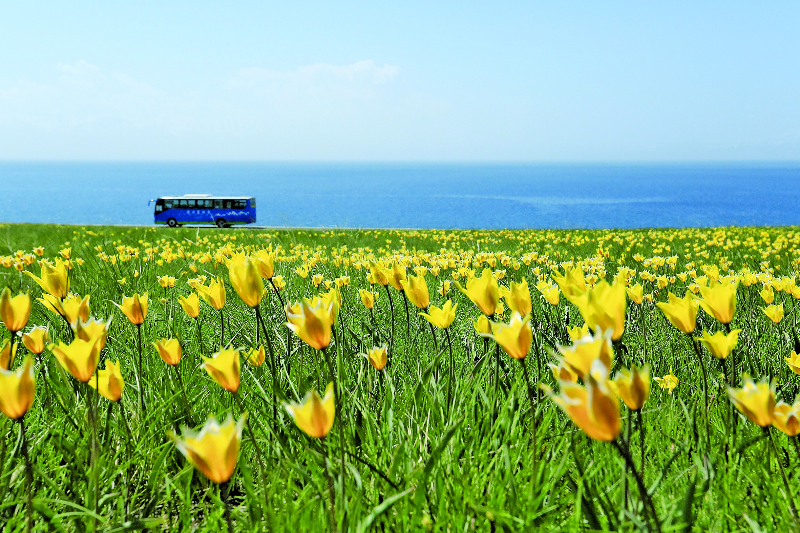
167;218;178;228
216;218;227;228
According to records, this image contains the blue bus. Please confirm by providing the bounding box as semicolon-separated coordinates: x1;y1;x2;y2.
153;195;257;228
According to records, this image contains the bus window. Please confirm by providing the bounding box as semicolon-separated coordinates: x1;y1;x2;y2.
179;200;188;207
155;205;163;213
164;200;174;209
199;199;212;208
233;200;247;209
214;200;222;208
224;200;232;209
250;198;256;208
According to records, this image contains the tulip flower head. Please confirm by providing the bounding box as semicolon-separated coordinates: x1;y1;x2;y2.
0;356;35;419
253;249;276;280
202;348;241;393
286;383;335;438
171;413;247;484
368;261;390;286
49;337;102;383
400;274;430;310
654;369;679;393
567;323;590;341
285;299;334;351
228;253;264;308
556;328;614;379
626;284;644;305
728;375;775;427
455;268;501;316
697;329;740;360
542;359;620;442
73;317;111;353
155;338;183;366
0;340;17;370
552;263;588;304
157;275;176;289
22;326;49;354
773;400;800;437
549;362;578;382
89;360;125;402
420;300;458;329
502;279;532;316
244;346;265;367
787;351;800;376
24;258;69;299
760;286;775;305
113;293;148;325
535;281;560;306
359;289;377;309
608;365;650;410
0;288;31;333
473;315;492;335
179;292;201;319
656;292;699;334
697;280;738;324
763;304;784;324
388;263;407;291
482;312;532;360
366;345;388;371
573;279;626;340
196;277;226;310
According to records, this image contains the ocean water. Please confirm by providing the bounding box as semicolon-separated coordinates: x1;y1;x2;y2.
1;162;798;229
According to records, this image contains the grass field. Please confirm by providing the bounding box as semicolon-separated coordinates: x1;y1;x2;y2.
1;222;800;532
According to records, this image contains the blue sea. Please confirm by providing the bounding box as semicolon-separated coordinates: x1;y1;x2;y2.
1;162;798;229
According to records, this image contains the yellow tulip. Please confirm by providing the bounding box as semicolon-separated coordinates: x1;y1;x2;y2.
502;279;532;316
552;262;587;303
88;360;125;402
49;337;101;383
244;346;265;367
366;345;388;371
697;280;738;324
113;293;148;325
400;274;430;310
420;300;458;329
73;317;111;352
24;258;69;299
543;360;620;442
253;249;275;280
728;375;775;427
537;283;560;306
656;292;699;333
786;351;800;376
626;284;644;305
0;339;16;370
196;277;226;310
285;299;334;351
285;383;335;438
155;338;182;366
455;268;500;316
608;365;650;410
567;324;590;341
696;329;740;359
773;400;800;437
760;286;775;305
763;304;784;324
0;356;35;419
157;275;176;288
654;369;679;393
179;292;201;318
0;288;30;332
22;326;49;354
62;294;91;325
202;348;241;393
388;263;407;291
228;253;264;308
317;288;342;325
482;312;532;360
368;261;390;286
171;413;247;484
548;362;578;382
473;315;492;335
359;289;377;309
573;279;626;340
556;328;614;379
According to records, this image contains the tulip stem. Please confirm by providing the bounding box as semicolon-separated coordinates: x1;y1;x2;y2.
255;306;278;423
493;341;501;417
268;278;292;372
19;417;33;533
384;285;395;361
196;317;205;357
767;427;800;527
519;357;538;488
219;309;225;348
611;439;662;533
445;327;453;419
220;480;234;533
687;334;711;451
401;291;411;339
233;392;270;513
638;409;645;481
135;323;146;414
86;382;100;532
174;365;194;427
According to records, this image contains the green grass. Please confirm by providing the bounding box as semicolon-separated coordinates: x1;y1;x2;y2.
1;222;800;532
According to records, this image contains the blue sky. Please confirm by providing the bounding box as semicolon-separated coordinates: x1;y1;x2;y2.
1;2;798;161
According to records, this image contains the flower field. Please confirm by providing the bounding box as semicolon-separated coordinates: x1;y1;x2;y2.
1;223;800;532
